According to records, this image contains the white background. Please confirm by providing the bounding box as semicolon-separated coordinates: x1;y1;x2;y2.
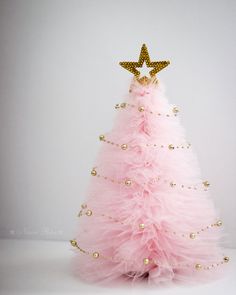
0;0;235;247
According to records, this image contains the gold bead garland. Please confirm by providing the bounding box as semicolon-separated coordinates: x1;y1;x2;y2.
70;239;112;260
147;143;191;149
216;220;222;226
138;106;145;112
195;263;202;270
93;252;99;259
99;134;191;151
86;210;93;216
98;135;121;149
90;167;210;192
115;102;179;117
224;256;230;263
202;181;210;187
143;258;150;265
70;238;229;270
172;107;179;114
115;104;120;109
120;102;127;108
165;178;209;191
139;223;145;230
161;176;209;191
70;239;77;247
125;179;132;186
70;239;89;254
99;134;105;141
77;210;83;217
90;168;123;185
91;168;97;176
78;203;223;240
121;144;128;150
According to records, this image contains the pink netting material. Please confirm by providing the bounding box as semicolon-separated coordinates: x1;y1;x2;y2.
70;77;229;287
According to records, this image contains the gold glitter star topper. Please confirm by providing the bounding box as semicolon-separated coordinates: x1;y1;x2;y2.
119;44;170;85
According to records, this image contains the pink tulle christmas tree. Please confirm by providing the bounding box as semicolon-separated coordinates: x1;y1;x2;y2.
70;44;230;286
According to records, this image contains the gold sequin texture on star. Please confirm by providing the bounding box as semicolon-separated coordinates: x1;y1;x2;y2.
119;44;170;84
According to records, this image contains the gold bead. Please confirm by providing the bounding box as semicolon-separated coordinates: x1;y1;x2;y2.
91;169;97;176
195;263;202;270
143;258;149;265
190;233;196;239
81;203;87;209
139;223;145;230
93;252;99;259
125;179;132;186
70;239;77;247
168;144;175;150
99;134;105;141
223;256;229;263
170;182;176;187
172;106;179;113
216;220;222;226
121;144;128;150
138;106;145;112
202;181;210;187
86;210;92;216
115;104;120;109
77;210;83;217
120;103;126;108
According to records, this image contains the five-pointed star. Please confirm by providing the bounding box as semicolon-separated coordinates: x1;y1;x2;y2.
119;44;170;83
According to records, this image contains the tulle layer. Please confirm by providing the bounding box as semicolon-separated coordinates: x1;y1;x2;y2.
70;78;229;286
